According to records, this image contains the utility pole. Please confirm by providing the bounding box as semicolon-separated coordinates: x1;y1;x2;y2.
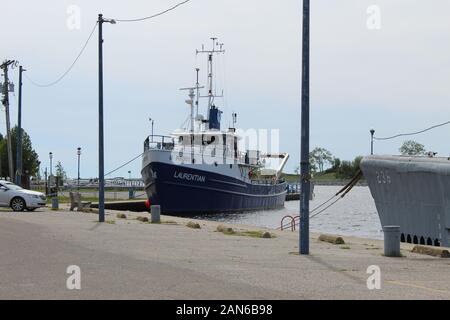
300;0;311;255
1;60;16;182
98;14;116;223
15;66;26;186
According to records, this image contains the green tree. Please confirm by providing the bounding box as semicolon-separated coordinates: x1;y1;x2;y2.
332;157;341;171
309;147;333;173
336;156;363;179
294;148;333;175
55;161;67;184
399;140;425;156
0;126;40;179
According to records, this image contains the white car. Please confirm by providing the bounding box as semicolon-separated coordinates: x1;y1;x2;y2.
0;180;47;211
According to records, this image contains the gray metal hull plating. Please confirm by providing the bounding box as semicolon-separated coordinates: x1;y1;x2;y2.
360;155;450;247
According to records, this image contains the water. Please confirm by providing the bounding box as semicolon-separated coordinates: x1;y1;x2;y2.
196;186;383;240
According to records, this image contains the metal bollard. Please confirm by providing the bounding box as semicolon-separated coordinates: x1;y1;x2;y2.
151;205;161;224
383;226;401;257
51;197;59;210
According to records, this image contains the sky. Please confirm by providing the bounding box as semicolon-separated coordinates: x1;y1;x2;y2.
1;0;450;178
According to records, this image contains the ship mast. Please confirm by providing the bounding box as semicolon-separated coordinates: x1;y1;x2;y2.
196;37;225;120
180;83;204;133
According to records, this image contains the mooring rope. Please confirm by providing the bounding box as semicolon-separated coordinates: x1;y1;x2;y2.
278;170;363;230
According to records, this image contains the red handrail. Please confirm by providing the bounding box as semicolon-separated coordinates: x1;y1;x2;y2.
280;215;296;231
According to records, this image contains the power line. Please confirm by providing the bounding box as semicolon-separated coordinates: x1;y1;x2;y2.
25;22;98;88
374;120;450;141
114;0;192;22
105;152;144;177
23;1;192;86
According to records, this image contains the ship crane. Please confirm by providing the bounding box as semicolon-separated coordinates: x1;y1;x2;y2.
260;153;290;180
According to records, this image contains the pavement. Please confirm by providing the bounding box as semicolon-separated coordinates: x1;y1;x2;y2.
1;206;450;300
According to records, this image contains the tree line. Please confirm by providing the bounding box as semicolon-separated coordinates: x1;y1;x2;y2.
0;126;40;179
295;140;430;180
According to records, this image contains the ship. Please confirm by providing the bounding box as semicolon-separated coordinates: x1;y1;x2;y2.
360;155;450;247
141;38;289;215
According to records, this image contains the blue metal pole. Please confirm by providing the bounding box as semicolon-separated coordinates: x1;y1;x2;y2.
300;0;310;255
15;66;24;186
98;14;105;223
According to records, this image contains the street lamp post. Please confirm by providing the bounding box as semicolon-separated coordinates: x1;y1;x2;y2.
49;152;53;176
98;14;116;223
370;129;375;155
44;167;48;196
49;152;53;197
77;147;81;190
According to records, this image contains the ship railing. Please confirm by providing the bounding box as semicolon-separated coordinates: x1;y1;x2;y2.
249;179;283;186
286;183;301;194
144;135;175;151
172;146;241;163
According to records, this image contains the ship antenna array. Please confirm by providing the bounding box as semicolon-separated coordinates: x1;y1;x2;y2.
196;37;225;120
180;85;204;133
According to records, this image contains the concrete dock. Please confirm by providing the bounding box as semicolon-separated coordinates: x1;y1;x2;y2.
1;207;450;300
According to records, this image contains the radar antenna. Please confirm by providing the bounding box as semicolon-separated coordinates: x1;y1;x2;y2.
196;37;225;120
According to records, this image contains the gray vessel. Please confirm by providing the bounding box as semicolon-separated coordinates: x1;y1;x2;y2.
360;155;450;247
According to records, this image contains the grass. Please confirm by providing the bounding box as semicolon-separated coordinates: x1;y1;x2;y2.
106;220;116;225
340;246;351;250
46;196;107;204
142;219;178;225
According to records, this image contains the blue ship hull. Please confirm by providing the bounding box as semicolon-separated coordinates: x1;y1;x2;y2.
141;162;287;215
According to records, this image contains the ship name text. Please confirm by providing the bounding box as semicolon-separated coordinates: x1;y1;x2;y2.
174;171;206;183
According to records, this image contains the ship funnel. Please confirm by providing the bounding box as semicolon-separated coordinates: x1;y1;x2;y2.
208;105;222;130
